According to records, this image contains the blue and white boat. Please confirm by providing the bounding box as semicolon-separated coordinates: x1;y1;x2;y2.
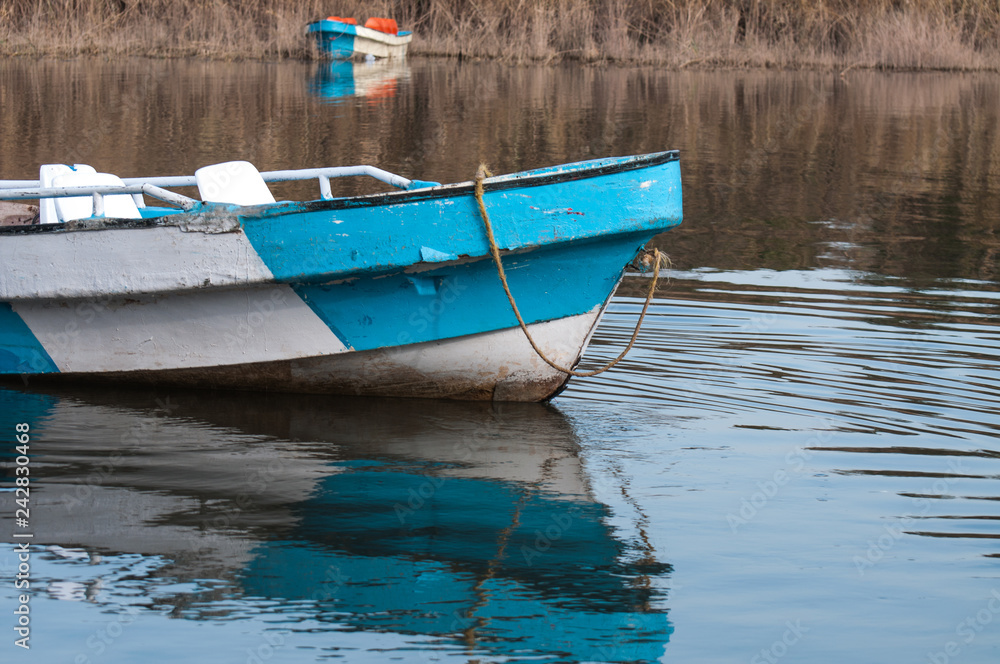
0;153;682;400
308;16;413;59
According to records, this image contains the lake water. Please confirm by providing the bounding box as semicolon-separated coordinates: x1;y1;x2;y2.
2;58;1000;663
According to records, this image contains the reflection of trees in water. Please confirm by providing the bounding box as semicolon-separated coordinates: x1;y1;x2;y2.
1;61;996;279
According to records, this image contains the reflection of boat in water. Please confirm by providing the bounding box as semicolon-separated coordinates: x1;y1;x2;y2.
308;60;410;104
0;386;672;661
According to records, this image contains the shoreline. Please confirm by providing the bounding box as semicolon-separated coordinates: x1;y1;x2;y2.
2;51;998;74
1;0;998;72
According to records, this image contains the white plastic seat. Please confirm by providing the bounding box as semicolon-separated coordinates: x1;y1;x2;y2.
39;164;96;224
51;172;141;222
195;161;275;205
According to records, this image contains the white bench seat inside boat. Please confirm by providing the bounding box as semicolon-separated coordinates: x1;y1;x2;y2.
195;161;275;205
39;164;96;224
51;172;142;222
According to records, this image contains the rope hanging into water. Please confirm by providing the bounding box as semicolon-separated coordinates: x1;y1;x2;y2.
473;163;666;377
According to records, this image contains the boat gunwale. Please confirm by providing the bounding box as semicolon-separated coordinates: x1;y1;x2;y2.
0;150;680;237
307;19;414;42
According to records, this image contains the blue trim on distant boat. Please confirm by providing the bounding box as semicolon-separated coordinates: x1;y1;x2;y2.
308;20;358;59
307;19;360;37
0;303;59;374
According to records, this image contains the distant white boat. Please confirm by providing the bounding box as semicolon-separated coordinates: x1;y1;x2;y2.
307;16;412;59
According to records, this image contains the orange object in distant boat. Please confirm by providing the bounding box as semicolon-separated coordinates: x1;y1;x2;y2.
364;17;399;36
326;16;357;24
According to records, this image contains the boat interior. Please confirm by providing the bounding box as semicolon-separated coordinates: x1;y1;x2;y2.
0;160;441;226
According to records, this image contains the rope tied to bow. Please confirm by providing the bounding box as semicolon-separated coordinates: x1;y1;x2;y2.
473;163;666;377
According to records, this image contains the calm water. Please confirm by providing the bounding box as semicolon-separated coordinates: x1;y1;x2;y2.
2;58;1000;663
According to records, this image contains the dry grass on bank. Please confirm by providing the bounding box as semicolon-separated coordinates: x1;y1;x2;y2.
0;0;330;58
0;0;998;69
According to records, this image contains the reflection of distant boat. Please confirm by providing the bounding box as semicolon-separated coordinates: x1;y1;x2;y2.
308;60;409;104
307;16;412;60
0;386;673;662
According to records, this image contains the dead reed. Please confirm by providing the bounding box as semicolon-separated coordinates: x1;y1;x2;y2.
0;0;997;69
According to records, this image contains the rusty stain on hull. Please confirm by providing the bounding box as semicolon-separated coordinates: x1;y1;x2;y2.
0;202;38;226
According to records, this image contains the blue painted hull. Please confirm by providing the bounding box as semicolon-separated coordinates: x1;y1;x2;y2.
291;235;641;352
307;19;413;59
0;152;682;400
308;21;356;59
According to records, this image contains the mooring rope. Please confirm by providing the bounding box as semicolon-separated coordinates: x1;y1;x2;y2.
473;163;666;377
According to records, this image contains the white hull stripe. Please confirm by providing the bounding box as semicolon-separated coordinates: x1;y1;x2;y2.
0;223;274;301
50;310;602;401
13;285;347;373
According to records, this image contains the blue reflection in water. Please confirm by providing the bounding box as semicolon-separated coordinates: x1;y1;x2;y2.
0;387;672;663
308;61;356;102
0;387;56;487
307;61;408;105
244;462;672;661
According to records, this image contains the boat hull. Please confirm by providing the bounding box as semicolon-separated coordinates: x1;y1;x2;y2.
308;20;412;59
0;152;682;401
18;309;601;400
